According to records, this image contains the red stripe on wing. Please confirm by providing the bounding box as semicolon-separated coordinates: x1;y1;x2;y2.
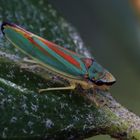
23;33;81;69
39;38;81;69
8;24;81;69
23;34;51;57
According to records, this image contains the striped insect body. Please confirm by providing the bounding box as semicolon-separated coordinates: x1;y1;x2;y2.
1;22;116;92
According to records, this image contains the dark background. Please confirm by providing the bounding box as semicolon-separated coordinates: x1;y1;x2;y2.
48;1;140;139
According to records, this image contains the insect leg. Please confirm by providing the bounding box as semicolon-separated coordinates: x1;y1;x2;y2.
92;93;99;107
22;58;39;64
38;83;76;93
19;59;43;71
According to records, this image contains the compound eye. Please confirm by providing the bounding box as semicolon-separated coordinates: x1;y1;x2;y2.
94;80;104;85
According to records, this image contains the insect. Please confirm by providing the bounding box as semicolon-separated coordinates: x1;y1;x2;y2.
1;22;116;93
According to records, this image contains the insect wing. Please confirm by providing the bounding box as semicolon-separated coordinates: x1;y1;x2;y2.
2;23;87;80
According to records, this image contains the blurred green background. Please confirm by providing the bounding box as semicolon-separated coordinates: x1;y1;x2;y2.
49;1;140;139
0;0;140;139
49;0;140;115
